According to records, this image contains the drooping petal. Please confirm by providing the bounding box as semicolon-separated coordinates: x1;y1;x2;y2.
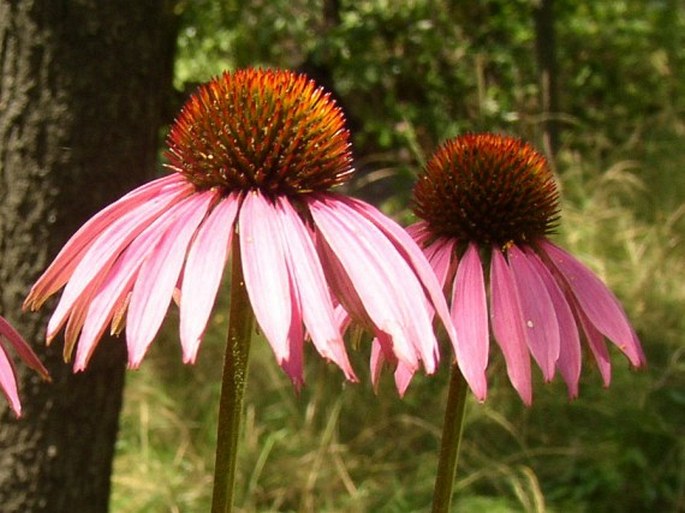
333;304;353;339
278;197;356;380
0;316;49;379
127;191;215;367
74;268;134;371
525;248;581;398
369;332;414;395
490;248;532;405
280;275;305;388
24;174;189;310
239;191;292;364
318;241;372;329
369;332;399;392
406;221;432;247
110;292;130;337
312;207;419;370
180;192;241;363
540;241;645;366
451;242;488;401
507;245;560;382
0;345;21;416
370;339;384;392
423;237;457;290
310;196;439;373
46;181;191;340
343;196;459;353
63;281;103;360
394;362;415;397
578;309;612;386
73;205;184;371
521;248;581;398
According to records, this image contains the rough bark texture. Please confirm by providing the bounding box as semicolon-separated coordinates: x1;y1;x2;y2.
0;1;176;511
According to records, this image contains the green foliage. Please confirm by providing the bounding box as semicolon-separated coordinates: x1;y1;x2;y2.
112;1;684;511
558;0;684;150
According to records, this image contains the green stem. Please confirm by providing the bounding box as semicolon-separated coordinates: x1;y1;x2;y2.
211;234;254;513
431;362;469;513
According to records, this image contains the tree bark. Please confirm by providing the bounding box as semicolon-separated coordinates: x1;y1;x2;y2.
533;0;560;161
0;1;176;511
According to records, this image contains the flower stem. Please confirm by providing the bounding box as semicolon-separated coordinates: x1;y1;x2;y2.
211;234;254;513
431;362;469;513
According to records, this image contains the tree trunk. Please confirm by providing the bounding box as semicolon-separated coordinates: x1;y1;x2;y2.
0;1;176;511
533;0;560;161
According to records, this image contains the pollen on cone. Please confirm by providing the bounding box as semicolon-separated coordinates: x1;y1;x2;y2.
165;68;354;196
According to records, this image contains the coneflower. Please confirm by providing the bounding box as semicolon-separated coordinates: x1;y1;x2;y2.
24;68;457;511
407;133;645;513
410;133;644;404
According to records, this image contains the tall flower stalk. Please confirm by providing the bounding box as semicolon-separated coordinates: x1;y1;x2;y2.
212;235;253;511
24;68;458;510
407;133;646;511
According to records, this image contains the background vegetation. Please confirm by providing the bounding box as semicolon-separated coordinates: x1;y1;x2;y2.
110;1;684;511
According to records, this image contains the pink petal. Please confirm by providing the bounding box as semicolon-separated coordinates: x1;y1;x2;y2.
0;345;21;416
343;196;458;355
73;208;182;371
280;277;305;388
394;362;415;397
369;332;399;392
46;181;191;340
423;237;457;290
179;193;241;363
370;339;384;392
508;245;560;382
370;332;415;396
312;207;418;370
318;240;372;328
525;248;582;398
127;191;215;367
239;191;292;364
406;221;432;247
451;242;489;401
540;241;645;366
24;174;189;310
0;316;49;379
333;305;353;338
63;284;102;360
74;270;133;371
310;196;439;373
490;249;532;405
278;197;356;380
579;310;612;386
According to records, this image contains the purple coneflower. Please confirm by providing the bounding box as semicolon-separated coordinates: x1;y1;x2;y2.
0;315;49;416
23;68;455;389
409;133;645;405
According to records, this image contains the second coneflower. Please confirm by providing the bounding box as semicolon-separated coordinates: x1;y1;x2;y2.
411;133;645;405
23;68;456;512
412;134;646;513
